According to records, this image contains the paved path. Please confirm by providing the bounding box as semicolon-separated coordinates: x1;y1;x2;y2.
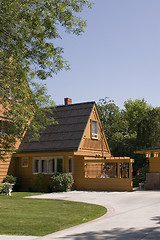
1;191;160;240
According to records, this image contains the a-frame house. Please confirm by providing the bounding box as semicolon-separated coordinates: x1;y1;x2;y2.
2;98;134;191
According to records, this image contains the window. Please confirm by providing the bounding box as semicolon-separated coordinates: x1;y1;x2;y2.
48;159;55;173
33;157;63;174
34;159;39;173
41;159;47;173
56;158;63;173
68;157;74;173
120;163;129;178
21;157;29;168
91;120;98;139
103;163;117;178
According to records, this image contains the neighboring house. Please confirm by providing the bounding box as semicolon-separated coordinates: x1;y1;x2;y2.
136;147;160;190
2;98;134;191
0;115;21;183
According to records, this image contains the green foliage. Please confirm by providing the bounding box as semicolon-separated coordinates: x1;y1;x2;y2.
0;192;106;236
0;183;6;194
0;78;55;160
3;175;17;184
97;97;159;175
133;172;147;187
123;98;152;136
137;107;160;148
31;173;48;192
0;0;92;80
97;97;128;156
2;175;22;191
0;0;92;159
50;173;74;192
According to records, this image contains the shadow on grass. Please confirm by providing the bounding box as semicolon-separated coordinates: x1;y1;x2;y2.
59;216;160;240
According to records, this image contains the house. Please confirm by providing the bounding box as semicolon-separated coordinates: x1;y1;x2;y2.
0;115;22;183
136;147;160;190
4;98;134;191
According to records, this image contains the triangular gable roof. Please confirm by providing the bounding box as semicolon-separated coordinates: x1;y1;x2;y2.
77;104;111;155
19;101;95;153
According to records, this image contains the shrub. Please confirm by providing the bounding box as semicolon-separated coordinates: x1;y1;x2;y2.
0;183;6;194
14;177;22;191
31;173;47;192
133;173;146;187
3;175;17;184
50;173;74;192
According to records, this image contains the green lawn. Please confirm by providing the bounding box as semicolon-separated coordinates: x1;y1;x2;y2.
0;192;107;236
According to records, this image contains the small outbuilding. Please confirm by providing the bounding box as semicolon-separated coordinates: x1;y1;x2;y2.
136;147;160;190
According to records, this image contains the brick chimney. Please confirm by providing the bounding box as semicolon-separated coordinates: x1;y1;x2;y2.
64;98;72;105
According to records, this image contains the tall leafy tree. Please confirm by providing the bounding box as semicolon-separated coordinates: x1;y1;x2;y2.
97;98;159;172
0;0;92;80
123;98;152;137
0;0;92;159
137;107;160;148
97;97;128;156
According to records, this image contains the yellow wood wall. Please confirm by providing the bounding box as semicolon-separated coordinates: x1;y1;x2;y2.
150;156;160;173
78;105;111;158
73;156;133;192
14;152;74;190
3;104;134;192
0;155;11;183
75;178;133;191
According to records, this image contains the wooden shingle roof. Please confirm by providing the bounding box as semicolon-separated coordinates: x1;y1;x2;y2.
19;101;95;153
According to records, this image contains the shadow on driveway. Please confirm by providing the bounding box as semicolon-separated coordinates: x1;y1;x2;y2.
60;226;160;240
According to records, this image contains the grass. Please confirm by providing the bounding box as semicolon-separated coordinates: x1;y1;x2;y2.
0;192;107;236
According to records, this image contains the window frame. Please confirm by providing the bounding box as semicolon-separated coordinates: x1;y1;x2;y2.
21;157;29;168
91;120;98;140
33;157;63;174
68;156;74;174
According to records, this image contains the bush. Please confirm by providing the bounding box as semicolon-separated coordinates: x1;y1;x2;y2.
0;183;6;194
14;177;22;191
133;173;146;187
3;175;17;184
31;173;47;192
50;173;74;192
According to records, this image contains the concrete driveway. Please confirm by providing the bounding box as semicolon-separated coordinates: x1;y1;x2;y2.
1;190;160;240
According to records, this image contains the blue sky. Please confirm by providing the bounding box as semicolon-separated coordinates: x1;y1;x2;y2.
45;0;160;109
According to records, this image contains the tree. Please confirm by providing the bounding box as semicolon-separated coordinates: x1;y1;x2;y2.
97;97;159;185
0;0;92;80
97;97;128;156
137;107;160;148
123;98;152;136
0;0;92;159
0;72;55;160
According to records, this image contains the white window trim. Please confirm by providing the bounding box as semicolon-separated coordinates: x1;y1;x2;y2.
21;157;29;168
55;157;64;173
91;120;98;140
32;157;63;174
68;156;74;174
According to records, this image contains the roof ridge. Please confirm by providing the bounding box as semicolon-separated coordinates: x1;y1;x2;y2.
50;101;95;109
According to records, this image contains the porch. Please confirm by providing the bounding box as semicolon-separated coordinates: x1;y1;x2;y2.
74;156;134;191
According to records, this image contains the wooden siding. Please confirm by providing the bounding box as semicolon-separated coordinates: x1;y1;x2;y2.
0;155;11;183
75;178;133;191
78;105;110;157
150;156;160;173
0;138;22;183
73;156;134;192
7;103;135;192
14;152;75;190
